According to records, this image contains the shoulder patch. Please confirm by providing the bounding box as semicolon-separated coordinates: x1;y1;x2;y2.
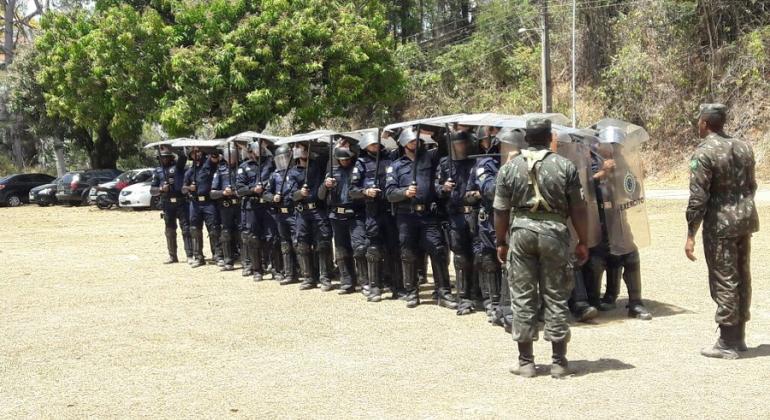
353;167;359;174
689;159;699;170
476;167;485;176
386;166;394;173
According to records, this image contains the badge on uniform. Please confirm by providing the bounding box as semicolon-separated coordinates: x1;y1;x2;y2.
476;167;485;176
386;167;393;173
169;168;175;174
238;168;244;174
352;167;359;174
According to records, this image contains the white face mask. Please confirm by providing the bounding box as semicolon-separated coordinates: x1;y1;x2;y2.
292;146;308;160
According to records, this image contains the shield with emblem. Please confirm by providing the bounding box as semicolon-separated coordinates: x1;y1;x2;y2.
592;118;651;252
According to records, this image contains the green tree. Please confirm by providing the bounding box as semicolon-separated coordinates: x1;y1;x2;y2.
35;6;173;168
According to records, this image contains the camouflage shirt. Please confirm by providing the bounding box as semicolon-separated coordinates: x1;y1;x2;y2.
687;132;759;238
493;146;583;240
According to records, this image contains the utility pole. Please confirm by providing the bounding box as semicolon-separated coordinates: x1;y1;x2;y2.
571;0;577;127
541;0;553;113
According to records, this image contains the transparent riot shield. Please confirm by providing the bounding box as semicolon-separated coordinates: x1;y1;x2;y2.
556;138;602;249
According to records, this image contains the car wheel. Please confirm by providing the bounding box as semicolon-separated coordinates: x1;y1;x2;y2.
150;196;161;210
6;194;22;207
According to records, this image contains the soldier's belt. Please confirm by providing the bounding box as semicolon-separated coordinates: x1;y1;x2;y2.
511;210;566;224
279;207;293;214
221;198;240;208
195;195;209;202
335;207;355;215
169;197;178;203
295;202;317;212
449;206;475;214
397;203;436;214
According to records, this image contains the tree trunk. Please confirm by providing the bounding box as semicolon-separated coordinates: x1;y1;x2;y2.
90;125;118;169
53;134;67;176
4;0;15;67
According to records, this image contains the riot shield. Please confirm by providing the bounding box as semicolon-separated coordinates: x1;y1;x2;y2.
594;119;651;253
553;127;602;249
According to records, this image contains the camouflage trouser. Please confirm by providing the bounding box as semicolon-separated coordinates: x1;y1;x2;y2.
508;228;573;343
703;233;752;326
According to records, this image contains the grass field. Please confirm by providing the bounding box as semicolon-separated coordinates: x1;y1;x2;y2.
1;200;768;418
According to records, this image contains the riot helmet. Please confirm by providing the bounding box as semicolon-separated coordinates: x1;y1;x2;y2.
274;145;292;171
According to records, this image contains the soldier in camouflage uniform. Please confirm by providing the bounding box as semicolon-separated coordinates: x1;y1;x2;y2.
494;118;589;378
685;103;759;360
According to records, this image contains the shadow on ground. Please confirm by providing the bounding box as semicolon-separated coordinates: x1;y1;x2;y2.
529;358;635;378
740;344;770;359
575;299;693;326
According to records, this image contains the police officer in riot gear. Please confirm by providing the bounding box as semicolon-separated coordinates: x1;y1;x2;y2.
289;141;334;291
264;144;299;285
150;145;192;264
183;146;223;268
385;127;457;309
319;145;363;294
437;130;479;315
236;140;277;281
211;144;241;271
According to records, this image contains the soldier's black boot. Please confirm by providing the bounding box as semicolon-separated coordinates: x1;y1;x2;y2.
279;242;298;285
365;253;382;303
220;229;235;271
296;243;316;290
251;237;264;282
336;247;355;295
164;228;178;264
317;241;334;292
701;325;740;359
401;249;420;308
182;231;193;265
271;241;284;282
240;231;252;276
737;322;748;352
624;255;652;320
551;341;570;378
600;260;621;311
432;253;457;310
509;342;536;378
417;252;428;285
454;254;474;315
190;227;205;268
387;250;406;300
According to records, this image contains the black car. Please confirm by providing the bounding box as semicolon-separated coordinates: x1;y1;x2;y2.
56;169;123;206
28;178;61;206
0;173;56;207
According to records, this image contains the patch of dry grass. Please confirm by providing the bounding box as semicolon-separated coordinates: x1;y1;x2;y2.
1;202;769;418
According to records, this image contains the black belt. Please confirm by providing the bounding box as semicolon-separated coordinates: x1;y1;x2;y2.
449;206;475;214
221;198;240;208
251;197;270;204
279;206;293;214
166;194;184;203
334;207;356;215
397;203;435;214
295;202;318;212
192;195;209;203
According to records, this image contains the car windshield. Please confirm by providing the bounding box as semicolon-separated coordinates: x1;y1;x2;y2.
0;174;19;183
61;174;76;183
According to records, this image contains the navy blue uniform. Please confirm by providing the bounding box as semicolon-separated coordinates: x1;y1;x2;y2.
319;162;364;291
385;147;454;307
350;151;402;297
467;155;504;320
235;156;278;280
288;157;333;287
151;154;192;261
437;156;477;310
264;166;299;283
211;161;240;268
183;155;221;264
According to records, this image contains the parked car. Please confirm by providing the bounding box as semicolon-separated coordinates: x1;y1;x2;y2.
56;169;123;206
29;178;61;206
119;181;161;210
90;168;154;208
0;173;56;207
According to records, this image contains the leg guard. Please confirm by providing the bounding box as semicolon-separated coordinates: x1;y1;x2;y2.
296;242;315;289
208;228;222;265
317;241;333;291
220;229;234;269
431;250;457;310
251;236;264;281
401;248;419;308
336;246;354;293
190;226;205;268
240;231;252;276
454;253;474;315
164;228;178;264
182;231;193;260
271;240;283;281
279;241;298;285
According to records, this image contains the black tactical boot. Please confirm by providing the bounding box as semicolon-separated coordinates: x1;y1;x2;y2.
279;242;298;285
701;325;740;359
551;341;570;378
432;254;457;310
190;227;205;268
737;322;748;352
402;250;420;308
240;231;252;276
271;241;283;281
182;231;193;265
509;342;536;378
164;228;178;264
454;254;474;316
317;242;334;292
208;229;224;267
296;243;316;290
479;254;500;322
365;251;382;303
336;247;355;294
573;302;599;322
252;237;264;282
624;260;652;320
600;259;621;311
220;229;235;271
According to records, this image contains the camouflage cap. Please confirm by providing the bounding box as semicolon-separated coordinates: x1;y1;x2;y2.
526;118;551;136
699;103;728;119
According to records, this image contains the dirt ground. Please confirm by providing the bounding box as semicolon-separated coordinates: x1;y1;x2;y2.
1;201;769;419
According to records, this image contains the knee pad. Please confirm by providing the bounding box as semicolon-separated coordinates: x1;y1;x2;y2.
281;241;293;254
317;241;332;252
401;247;418;263
353;245;367;259
453;253;472;271
366;246;384;262
335;246;351;259
295;242;311;255
480;253;500;273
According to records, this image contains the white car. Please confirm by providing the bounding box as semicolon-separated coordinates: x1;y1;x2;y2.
118;181;161;210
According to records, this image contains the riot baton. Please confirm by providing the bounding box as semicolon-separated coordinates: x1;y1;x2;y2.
445;123;453;183
256;138;264;189
410;124;420;188
302;140;310;190
374;128;381;196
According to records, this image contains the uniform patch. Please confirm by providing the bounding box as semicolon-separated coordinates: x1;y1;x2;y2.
386;167;394;173
352;167;359;174
476;167;485;176
689;159;699;170
169;168;175;175
238;168;244;174
623;171;637;194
